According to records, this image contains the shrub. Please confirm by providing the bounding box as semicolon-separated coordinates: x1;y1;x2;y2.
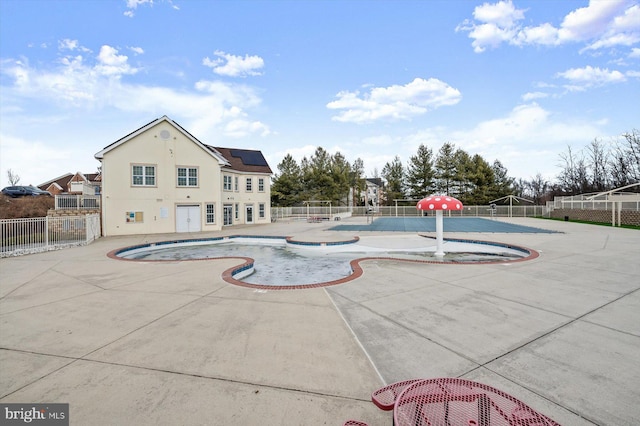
0;194;54;219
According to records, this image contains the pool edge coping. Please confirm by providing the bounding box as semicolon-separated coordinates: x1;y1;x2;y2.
106;235;540;290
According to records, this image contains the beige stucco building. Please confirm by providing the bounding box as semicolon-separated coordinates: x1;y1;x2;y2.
94;116;272;236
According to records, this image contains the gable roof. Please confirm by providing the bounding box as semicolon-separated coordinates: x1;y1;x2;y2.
94;115;230;166
209;146;272;174
38;173;73;189
38;172;101;190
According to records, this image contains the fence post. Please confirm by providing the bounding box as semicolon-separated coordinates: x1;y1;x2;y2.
45;216;49;249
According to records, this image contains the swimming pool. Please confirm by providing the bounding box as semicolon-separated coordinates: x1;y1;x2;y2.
110;235;538;289
330;217;558;233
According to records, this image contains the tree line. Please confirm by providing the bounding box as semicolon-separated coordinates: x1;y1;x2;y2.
271;143;513;207
514;129;640;204
270;129;639;207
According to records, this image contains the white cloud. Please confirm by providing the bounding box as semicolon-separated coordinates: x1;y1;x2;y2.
631;47;640;57
0;133;79;187
224;119;271;138
124;0;153;17
473;0;524;27
203;50;264;77
58;39;91;53
518;23;559;46
458;0;639;53
558;0;629;43
0;41;270;148
395;103;605;180
95;45;139;76
522;91;549;101
326;78;461;123
124;0;179;17
556;65;626;89
129;46;144;55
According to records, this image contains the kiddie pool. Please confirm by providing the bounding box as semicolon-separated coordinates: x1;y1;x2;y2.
108;235;539;290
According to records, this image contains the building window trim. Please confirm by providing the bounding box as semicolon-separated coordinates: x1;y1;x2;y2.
177;166;199;187
223;175;232;191
132;164;156;187
205;203;216;224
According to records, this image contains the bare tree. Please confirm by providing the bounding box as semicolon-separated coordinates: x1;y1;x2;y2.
609;129;640;187
622;129;640;182
557;145;588;194
586;138;609;191
529;173;550;204
7;169;20;186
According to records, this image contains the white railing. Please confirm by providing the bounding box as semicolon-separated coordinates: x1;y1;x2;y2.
270;205;550;220
55;194;101;210
547;192;640;211
0;214;100;258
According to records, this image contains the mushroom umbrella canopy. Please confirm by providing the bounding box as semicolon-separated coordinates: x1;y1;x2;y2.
416;195;464;256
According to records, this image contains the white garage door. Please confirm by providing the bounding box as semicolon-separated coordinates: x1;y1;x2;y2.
176;205;201;233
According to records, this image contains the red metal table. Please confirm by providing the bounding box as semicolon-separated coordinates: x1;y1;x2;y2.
393;378;560;426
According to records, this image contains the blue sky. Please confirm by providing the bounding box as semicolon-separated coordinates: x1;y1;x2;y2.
1;0;638;187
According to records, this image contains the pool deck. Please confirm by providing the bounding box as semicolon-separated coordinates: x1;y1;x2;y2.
1;217;639;425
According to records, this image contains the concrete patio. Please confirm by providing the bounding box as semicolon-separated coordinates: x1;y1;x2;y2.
1;217;638;425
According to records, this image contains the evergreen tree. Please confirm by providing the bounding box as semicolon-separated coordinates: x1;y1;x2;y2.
466;154;494;204
382;156;405;205
406;144;435;199
350;158;366;206
491;160;514;197
434;142;456;195
452;148;473;199
271;154;303;206
329;151;352;205
302;147;334;201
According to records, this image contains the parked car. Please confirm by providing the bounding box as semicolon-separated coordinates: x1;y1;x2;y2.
1;186;52;197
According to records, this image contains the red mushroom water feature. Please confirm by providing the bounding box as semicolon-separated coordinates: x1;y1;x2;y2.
416;195;464;257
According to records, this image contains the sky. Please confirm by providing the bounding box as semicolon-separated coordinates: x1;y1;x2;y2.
0;0;638;188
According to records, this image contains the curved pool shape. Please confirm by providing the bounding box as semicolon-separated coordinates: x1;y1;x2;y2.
109;235;539;290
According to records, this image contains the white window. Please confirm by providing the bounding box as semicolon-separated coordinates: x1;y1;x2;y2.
223;175;232;191
206;203;215;224
259;203;265;218
234;176;239;191
132;165;156;186
246;177;252;192
258;178;265;192
177;167;198;187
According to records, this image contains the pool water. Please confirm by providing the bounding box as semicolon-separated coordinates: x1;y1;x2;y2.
115;238;531;287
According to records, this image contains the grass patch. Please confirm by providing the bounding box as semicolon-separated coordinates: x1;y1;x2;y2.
536;216;640;230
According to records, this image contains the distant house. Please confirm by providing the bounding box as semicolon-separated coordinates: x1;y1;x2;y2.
94;115;272;236
39;172;101;195
363;178;384;208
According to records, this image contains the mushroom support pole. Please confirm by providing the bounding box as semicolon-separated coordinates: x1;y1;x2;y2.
416;195;463;257
435;210;445;257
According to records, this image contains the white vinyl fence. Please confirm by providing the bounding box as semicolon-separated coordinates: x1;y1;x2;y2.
0;214;100;258
271;205;550;221
55;194;101;210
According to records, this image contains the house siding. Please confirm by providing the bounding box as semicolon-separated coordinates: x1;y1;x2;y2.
98;118;271;237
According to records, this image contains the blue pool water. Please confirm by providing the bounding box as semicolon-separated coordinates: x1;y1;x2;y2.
330;217;558;233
